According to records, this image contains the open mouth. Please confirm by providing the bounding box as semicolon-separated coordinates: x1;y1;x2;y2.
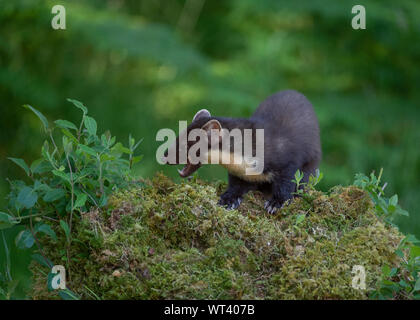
178;163;201;178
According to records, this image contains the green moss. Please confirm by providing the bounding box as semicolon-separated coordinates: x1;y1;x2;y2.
30;173;403;299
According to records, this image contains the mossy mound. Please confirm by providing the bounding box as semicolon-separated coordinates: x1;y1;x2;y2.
31;173;403;299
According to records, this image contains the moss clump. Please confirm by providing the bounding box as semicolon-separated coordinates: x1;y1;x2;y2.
30;173;403;299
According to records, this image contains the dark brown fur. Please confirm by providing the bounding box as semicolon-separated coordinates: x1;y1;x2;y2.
165;89;322;213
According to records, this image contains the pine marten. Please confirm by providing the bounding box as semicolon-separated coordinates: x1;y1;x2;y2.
162;90;321;213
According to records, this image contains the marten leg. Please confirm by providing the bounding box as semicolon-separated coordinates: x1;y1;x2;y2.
218;174;256;210
265;166;297;214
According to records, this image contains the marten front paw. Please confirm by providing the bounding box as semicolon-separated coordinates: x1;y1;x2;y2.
264;198;284;214
218;194;242;210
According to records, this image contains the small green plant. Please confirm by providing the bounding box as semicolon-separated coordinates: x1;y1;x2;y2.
292;169;323;206
370;234;420;300
0;99;142;299
354;168;408;225
293;169;323;194
354;169;420;300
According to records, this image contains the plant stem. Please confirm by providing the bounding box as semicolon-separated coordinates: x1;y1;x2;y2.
1;231;12;281
49;130;59;155
65;152;75;281
97;156;104;195
377;167;383;187
29;213;53;269
10;213;44;222
77;115;84;141
65;153;75;233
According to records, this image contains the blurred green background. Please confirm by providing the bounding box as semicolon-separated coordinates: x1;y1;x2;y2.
1;0;420;297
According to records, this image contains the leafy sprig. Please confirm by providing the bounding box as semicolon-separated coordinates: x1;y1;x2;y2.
354;169;420;300
1;99;143;299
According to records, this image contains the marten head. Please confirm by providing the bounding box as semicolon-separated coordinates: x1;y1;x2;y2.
162;109;223;178
161;109;265;180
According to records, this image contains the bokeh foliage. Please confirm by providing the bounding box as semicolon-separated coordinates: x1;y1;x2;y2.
1;0;420;296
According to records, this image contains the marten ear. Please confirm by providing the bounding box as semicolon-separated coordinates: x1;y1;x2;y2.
192;109;211;122
201;120;222;141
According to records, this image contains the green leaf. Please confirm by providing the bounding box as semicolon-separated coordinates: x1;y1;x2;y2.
405;234;420;244
410;245;420;259
0;212;19;230
41;141;51;162
294;169;303;184
30;159;53;174
295;214;305;225
398;280;409;288
395;249;404;258
60;220;71;243
17;186;38;209
61;128;79;144
23;104;49;131
112;142;131;155
382;279;396;286
133;139;143;152
84;116;97;136
74;193;88;209
78;144;98;157
31;253;53;268
52;170;71;183
132;155;144;165
35;223;57;240
62;136;73;155
8;158;30;176
15;229;35;249
396;207;409;217
100;153;116;162
381;265;391;276
43;188;66;202
33;181;50;193
389;195;398;206
129;134;135;148
47;271;56;291
67;98;88;114
389;267;398;277
59;288;80;300
99;193;108;207
414;278;420;292
54;119;78;131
